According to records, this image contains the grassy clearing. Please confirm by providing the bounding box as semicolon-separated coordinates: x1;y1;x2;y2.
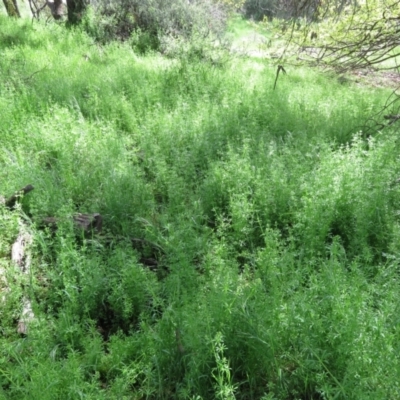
227;14;278;56
1;15;400;399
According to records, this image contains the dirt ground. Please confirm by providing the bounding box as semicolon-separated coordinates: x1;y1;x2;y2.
349;69;400;89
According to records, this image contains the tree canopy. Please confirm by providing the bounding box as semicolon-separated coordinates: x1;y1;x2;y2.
278;0;400;72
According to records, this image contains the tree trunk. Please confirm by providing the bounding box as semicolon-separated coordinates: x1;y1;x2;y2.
47;0;66;20
2;0;21;17
66;0;86;24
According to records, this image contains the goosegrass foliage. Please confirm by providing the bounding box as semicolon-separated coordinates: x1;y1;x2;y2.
1;15;400;399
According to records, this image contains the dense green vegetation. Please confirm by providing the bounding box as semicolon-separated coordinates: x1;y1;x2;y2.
1;15;400;399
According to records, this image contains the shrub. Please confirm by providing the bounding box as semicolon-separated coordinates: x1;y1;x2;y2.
83;0;229;46
242;0;322;21
243;0;276;20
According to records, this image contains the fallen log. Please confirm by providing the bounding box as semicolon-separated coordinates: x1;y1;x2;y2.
41;213;103;234
74;213;103;233
4;184;34;210
11;226;35;335
18;298;35;335
0;185;104;333
1;186;102;235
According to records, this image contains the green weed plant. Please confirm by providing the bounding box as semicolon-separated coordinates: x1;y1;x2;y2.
0;15;399;399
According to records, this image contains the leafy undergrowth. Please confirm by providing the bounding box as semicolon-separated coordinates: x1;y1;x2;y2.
1;16;400;400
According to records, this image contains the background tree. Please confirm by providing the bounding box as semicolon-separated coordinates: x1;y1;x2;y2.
279;0;400;72
48;0;66;19
312;0;400;71
27;0;68;20
2;0;21;17
27;0;85;23
242;0;325;21
81;0;229;46
281;0;400;130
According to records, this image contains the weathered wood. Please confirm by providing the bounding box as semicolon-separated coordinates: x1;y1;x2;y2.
40;216;58;231
139;257;158;271
12;231;32;272
0;265;9;303
74;213;103;233
11;227;35;335
41;213;103;234
17;298;35;335
0;184;104;334
5;184;34;210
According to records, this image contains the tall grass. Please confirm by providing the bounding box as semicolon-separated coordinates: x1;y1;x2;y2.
1;15;400;399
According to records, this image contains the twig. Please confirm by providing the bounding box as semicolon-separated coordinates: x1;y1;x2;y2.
273;65;287;90
22;68;47;83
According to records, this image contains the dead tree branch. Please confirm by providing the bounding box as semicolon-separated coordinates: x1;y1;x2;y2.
273;65;287;90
